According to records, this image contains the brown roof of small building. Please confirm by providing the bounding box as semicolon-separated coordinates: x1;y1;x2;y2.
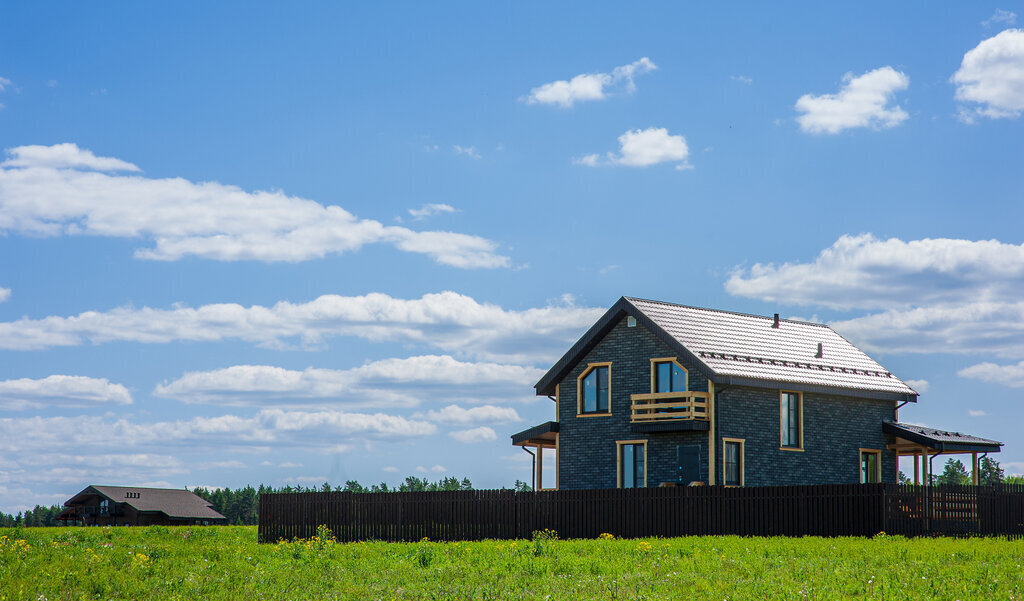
65;485;226;520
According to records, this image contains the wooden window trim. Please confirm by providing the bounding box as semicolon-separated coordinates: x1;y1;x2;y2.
577;362;612;417
859;448;882;484
616;439;647;488
649;357;689;393
722;437;745;487
779;390;804;451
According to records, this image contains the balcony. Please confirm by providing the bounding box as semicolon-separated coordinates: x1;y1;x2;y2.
629;391;710;433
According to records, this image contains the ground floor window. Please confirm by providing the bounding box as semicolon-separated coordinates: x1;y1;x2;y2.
617;440;647;488
860;449;882;483
722;438;745;486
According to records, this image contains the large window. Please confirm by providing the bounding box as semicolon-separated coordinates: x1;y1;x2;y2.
860;449;881;483
722;438;745;486
618;440;646;488
780;391;803;449
652;358;688;393
578;363;611;415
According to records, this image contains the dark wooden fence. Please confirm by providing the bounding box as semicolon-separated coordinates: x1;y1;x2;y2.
258;483;1024;543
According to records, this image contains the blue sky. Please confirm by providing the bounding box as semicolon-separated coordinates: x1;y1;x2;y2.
1;2;1022;512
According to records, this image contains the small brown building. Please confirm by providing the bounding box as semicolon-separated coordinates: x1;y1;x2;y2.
58;485;227;526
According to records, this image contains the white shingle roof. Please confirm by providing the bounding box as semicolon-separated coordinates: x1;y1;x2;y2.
626;297;917;396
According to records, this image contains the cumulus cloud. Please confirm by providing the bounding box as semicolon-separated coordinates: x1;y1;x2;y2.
958;361;1024;388
0;287;8;303
0;410;435;458
968;409;988;417
726;234;1024;360
413;404;522;425
726;234;1024;311
0;375;132;410
795;67;909;134
0;291;602;363
0;143;508;268
408;203;457;220
415;464;447;473
524;57;657;107
154;356;542;408
575;127;691;169
449;426;497;443
0;77;11;92
952;29;1024;120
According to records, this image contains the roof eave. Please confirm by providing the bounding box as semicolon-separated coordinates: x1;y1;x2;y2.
713;375;918;403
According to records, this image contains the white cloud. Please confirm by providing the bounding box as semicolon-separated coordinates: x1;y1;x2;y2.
154;356;542;408
284;476;327;485
408;203;457;220
904;379;930;394
576;127;691;169
413;404;522;425
430;464;447;472
382;466;399;473
524;57;657;107
0;287;8;303
958;361;1024;388
952;29;1024;120
0;291;602;363
0;375;132;410
0;143;508;268
0;77;10;92
279;461;303;468
983;9;1017;27
0;410;435;457
726;234;1024;311
795;67;909;134
2;143;140;172
726;234;1024;360
968;409;988;417
731;75;753;84
199;460;246;470
415;465;427;473
453;145;481;159
449;426;498;443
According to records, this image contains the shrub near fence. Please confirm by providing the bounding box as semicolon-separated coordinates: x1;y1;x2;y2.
257;483;1024;543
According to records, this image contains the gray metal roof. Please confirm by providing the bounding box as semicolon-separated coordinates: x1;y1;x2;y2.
626;297;918;396
535;296;917;400
883;421;1003;453
66;485;226;520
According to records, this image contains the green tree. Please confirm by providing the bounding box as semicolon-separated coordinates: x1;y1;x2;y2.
938;458;970;486
897;470;911;485
978;457;1005;486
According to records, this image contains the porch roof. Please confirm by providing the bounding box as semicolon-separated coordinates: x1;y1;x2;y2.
883;421;1003;454
511;421;558;447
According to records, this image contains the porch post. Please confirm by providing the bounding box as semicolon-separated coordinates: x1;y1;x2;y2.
913;453;920;485
972;452;979;486
536;445;543;491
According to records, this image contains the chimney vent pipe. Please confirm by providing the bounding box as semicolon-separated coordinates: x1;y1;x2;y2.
772;313;780;328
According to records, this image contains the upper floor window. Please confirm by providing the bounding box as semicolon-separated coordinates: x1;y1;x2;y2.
780;391;803;449
578;363;611;414
860;449;881;483
652;358;688;393
618;440;646;488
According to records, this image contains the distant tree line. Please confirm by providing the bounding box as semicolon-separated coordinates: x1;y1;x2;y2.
898;457;1024;486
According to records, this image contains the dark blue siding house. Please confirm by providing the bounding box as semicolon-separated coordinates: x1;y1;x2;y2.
512;297;1001;490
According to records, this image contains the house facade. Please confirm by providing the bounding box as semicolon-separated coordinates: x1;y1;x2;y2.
512;297;1001;490
58;485;227;526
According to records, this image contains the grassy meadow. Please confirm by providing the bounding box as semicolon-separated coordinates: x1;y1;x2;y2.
1;526;1023;600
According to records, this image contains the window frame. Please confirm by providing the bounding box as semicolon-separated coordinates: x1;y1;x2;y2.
779;390;804;451
649;357;689;393
722;437;745;487
616;439;648;488
859;448;882;484
576;362;612;416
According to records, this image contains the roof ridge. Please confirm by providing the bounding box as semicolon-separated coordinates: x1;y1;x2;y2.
624;296;832;328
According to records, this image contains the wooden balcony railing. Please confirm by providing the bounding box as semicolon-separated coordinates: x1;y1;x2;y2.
629;391;710;422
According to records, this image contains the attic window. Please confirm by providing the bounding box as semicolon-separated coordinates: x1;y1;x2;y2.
627;316;637;327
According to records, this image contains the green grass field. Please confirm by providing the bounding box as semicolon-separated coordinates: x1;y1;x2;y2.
2;526;1022;600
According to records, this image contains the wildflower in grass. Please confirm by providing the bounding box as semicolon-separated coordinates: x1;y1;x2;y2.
598;533;615;540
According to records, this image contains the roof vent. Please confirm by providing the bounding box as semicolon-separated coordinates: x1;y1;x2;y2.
815;342;823;358
626;316;637;328
772;313;780;328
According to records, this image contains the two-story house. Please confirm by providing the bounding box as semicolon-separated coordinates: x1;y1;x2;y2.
512;297;1001;489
